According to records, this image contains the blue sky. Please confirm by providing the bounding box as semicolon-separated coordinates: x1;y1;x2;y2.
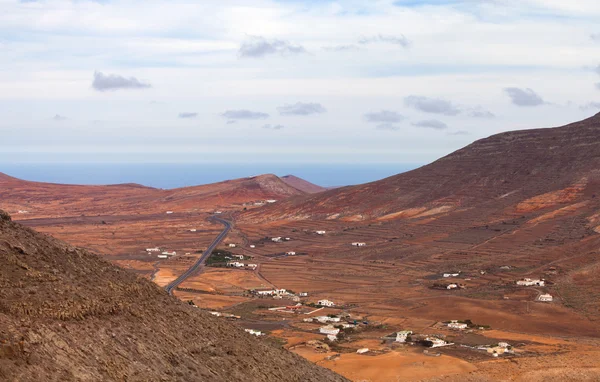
1;0;600;166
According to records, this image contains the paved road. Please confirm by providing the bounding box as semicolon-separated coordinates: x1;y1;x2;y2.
165;216;232;295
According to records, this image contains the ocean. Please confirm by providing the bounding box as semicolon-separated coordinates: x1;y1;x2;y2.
0;162;420;189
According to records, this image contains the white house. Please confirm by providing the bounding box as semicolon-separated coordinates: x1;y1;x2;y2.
327;334;338;342
17;210;29;214
256;290;275;296
166;211;174;214
286;251;296;256
284;237;291;241
447;321;468;330
443;273;460;278
157;255;168;259
299;292;308;297
447;284;459;290
351;242;366;247
516;278;545;287
395;331;413;343
426;337;453;348
247;264;258;270
538;293;553;302
162;251;177;256
232;254;244;260
266;200;277;204
315;230;326;235
356;348;370;354
318;299;335;307
315;316;341;323
227;261;244;268
319;325;340;336
146;247;160;252
228;244;237;248
249;245;256;248
271;237;283;242
189;229;197;232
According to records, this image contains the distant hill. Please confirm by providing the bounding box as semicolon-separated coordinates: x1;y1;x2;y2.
0;173;306;219
0;210;348;382
281;175;327;194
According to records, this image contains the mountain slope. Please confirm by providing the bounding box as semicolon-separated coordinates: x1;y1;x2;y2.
243;113;600;222
281;175;327;194
0;210;347;382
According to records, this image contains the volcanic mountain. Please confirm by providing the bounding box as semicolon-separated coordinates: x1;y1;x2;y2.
243;113;600;222
0;173;307;219
281;175;327;194
0;210;347;382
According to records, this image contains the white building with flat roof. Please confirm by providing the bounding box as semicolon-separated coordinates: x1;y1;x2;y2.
318;299;335;307
538;293;553;302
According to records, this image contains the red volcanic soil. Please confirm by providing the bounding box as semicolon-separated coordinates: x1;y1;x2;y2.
244;112;600;222
281;175;327;194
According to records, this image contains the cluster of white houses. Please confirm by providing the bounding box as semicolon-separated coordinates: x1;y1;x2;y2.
351;242;366;247
447;320;468;330
271;237;292;243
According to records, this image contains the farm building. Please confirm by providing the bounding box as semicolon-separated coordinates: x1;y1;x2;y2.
319;325;340;336
315;230;326;235
228;244;237;248
356;348;369;354
447;321;468;330
538;293;553;302
318;299;335;307
157;255;168;259
351;242;366;247
286;251;296;256
146;247;160;252
271;237;283;242
395;331;413;343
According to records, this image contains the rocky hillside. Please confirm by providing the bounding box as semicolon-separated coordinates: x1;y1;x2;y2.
243;112;600;222
0;210;348;382
281;175;327;194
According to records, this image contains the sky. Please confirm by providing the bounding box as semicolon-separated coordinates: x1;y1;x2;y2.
2;0;600;167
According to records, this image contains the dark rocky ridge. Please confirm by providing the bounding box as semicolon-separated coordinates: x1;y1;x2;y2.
0;211;348;382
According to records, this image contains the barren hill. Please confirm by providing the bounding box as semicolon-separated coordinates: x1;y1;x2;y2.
0;173;305;219
0;210;348;382
243;113;600;222
281;175;327;194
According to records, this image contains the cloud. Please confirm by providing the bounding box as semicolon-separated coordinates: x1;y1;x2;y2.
591;34;600;42
364;110;404;123
412;119;448;130
226;120;237;125
239;36;307;58
52;114;67;121
376;123;400;131
221;110;269;120
277;102;326;116
503;87;545;106
359;34;409;48
580;102;600;110
596;83;600;90
178;112;197;119
448;130;469;136
263;124;285;130
468;106;495;118
322;45;360;52
92;71;151;92
404;95;461;116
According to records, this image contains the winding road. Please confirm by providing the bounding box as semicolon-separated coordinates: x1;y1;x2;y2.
165;216;232;295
